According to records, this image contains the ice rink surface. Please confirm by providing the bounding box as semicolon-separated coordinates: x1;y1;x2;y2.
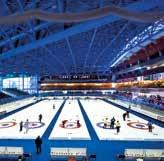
0;98;163;141
80;99;164;141
49;99;91;140
0;99;63;139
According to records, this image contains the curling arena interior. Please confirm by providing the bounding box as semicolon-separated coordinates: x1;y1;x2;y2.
0;0;163;161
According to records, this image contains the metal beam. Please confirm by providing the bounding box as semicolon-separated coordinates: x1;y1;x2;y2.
56;0;64;12
78;0;90;10
103;26;164;73
0;1;58;48
0;28;14;49
16;0;35;41
66;38;77;73
0;16;118;60
83;27;98;73
0;0;162;49
92;21;130;71
44;46;68;74
1;0;15;49
0;22;52;47
0;0;162;60
109;20;164;67
99;0;104;7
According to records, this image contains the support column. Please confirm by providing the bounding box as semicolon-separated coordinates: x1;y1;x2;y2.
36;75;39;96
112;74;116;82
22;74;25;91
0;76;3;90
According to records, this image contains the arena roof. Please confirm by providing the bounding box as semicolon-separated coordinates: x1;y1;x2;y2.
0;0;163;75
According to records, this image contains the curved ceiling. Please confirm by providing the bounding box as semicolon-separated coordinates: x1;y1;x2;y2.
0;0;163;76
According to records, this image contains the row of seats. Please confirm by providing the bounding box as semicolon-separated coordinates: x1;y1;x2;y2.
108;96;164;122
0;97;36;118
0;92;11;99
117;148;164;161
0;146;88;161
110;93;164;111
0;94;33;105
0;146;31;161
1;147;162;161
3;88;29;96
50;147;87;160
50;148;97;161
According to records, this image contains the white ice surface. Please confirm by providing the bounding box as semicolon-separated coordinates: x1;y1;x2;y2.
0;100;63;139
80;99;164;141
49;99;90;140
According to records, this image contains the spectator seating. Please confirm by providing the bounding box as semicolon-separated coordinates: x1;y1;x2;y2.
124;148;163;160
3;88;29;97
0;97;36;117
0;92;11;99
117;149;163;160
0;146;31;161
111;91;164;111
50;147;87;160
0;146;23;160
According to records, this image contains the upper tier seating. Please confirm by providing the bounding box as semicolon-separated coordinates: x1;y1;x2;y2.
111;91;164;111
0;92;11;99
3;88;29;97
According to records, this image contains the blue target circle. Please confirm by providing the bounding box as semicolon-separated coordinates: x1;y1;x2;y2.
136;124;145;128
96;122;114;129
23;122;45;129
2;123;9;126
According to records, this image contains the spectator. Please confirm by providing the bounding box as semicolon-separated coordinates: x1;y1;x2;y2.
136;157;144;161
18;155;26;161
35;136;42;154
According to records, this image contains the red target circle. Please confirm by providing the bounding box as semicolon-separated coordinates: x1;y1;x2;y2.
127;122;154;130
60;120;81;129
0;122;17;128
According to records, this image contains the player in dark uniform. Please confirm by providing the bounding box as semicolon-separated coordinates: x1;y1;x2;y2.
148;121;153;132
123;112;127;121
39;114;43;123
110;117;115;129
19;121;23;132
